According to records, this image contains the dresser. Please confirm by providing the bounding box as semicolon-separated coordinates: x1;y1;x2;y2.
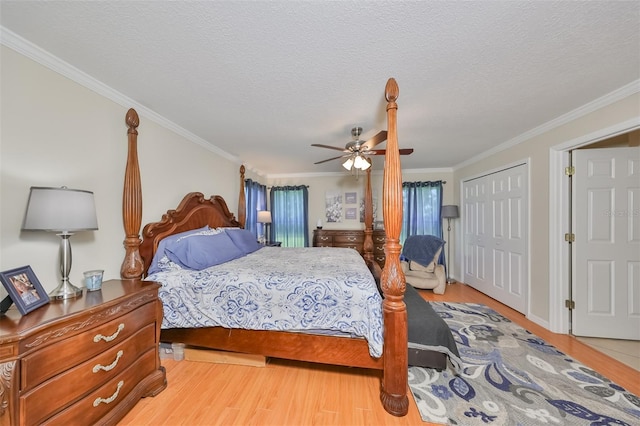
313;229;386;269
0;279;167;426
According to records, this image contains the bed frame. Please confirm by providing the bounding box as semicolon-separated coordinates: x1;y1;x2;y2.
120;78;410;416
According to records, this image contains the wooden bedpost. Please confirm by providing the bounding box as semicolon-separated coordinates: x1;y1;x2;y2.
379;78;409;416
238;165;246;228
121;108;144;279
363;162;381;277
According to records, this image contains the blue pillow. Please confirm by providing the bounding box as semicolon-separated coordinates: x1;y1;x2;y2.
165;232;244;270
148;226;211;274
224;228;262;255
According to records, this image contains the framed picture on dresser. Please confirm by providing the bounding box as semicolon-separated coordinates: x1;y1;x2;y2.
0;265;49;315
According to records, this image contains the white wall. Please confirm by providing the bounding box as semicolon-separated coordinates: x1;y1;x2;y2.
453;92;640;325
0;46;240;296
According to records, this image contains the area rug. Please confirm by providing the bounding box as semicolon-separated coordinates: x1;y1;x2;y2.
408;302;640;425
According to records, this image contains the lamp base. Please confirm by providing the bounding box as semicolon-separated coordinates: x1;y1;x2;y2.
49;280;83;300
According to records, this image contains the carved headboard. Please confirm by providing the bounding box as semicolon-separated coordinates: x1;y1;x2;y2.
138;192;241;276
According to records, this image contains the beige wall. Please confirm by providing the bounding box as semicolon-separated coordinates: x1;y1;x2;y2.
1;46;240;296
453;92;640;324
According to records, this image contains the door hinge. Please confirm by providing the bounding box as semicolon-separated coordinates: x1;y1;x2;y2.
565;166;575;176
565;299;575;310
564;233;575;243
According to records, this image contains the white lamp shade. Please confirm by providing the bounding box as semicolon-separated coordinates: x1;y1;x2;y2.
342;157;354;170
22;187;98;232
441;205;459;219
353;155;366;170
257;210;272;224
360;158;371;170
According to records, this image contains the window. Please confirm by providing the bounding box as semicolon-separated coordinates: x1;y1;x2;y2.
400;180;443;245
270;185;309;247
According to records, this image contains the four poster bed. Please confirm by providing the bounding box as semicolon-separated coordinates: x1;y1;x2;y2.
119;78;457;416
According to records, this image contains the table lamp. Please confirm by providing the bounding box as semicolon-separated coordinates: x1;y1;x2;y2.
257;210;272;244
22;186;98;299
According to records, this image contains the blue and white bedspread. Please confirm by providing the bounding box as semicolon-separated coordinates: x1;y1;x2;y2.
146;247;383;357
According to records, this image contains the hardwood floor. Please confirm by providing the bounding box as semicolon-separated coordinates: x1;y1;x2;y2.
118;283;640;426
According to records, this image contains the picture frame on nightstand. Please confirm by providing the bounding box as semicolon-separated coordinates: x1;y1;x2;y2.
0;265;49;315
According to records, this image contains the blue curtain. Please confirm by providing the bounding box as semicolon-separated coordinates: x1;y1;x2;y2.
244;179;267;239
400;180;444;246
270;185;309;247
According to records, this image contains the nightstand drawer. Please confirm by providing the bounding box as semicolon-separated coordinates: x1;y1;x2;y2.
21;326;155;425
38;348;157;426
21;301;156;390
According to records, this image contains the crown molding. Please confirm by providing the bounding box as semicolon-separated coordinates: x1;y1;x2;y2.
454;79;640;170
0;26;240;166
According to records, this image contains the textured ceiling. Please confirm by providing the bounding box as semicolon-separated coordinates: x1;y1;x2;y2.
1;1;639;176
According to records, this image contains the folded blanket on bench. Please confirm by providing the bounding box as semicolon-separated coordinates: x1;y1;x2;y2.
402;235;445;267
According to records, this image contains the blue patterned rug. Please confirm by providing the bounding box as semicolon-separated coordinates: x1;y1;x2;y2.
408;302;640;425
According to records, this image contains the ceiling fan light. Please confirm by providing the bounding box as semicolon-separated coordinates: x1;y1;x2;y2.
342;158;354;170
360;158;371;170
353;155;366;170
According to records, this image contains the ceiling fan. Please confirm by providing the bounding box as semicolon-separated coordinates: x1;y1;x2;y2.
312;127;414;170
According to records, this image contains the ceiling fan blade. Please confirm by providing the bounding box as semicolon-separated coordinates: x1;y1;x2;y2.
314;154;351;164
361;130;387;151
366;148;414;156
311;143;349;152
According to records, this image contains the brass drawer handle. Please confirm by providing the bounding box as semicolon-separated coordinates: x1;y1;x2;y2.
93;350;124;373
320;236;330;241
93;380;124;407
347;236;356;242
94;323;125;343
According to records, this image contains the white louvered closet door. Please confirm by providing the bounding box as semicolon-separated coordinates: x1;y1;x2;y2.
463;163;529;314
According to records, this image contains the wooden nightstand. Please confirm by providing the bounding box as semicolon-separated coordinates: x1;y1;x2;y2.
0;279;167;426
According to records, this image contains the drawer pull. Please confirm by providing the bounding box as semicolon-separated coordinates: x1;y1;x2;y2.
347;237;356;241
93;380;124;407
94;323;125;343
93;350;124;373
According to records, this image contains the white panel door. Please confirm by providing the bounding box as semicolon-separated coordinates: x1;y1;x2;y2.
463;164;528;313
463;179;487;285
573;147;640;339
